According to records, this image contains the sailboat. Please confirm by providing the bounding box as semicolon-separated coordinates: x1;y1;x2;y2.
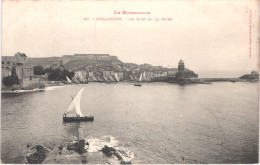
63;87;94;122
66;76;73;84
142;72;146;82
134;73;142;86
115;73;120;82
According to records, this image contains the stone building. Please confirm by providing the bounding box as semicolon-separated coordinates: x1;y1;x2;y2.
75;70;87;78
16;65;34;79
2;52;32;80
2;52;44;90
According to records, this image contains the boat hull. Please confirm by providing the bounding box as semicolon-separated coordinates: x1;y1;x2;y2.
63;116;94;122
134;83;142;86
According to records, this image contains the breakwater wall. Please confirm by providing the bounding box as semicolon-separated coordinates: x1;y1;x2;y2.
21;78;45;90
199;78;245;82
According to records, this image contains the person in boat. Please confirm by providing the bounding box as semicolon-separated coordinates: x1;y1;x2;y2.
64;114;67;117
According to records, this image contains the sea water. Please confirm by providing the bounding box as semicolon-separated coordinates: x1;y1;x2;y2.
1;82;258;163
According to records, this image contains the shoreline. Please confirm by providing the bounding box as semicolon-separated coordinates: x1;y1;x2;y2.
1;78;258;93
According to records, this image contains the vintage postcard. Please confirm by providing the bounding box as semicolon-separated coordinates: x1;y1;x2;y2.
1;0;259;164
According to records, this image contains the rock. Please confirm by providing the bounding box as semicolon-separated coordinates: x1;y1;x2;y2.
101;145;116;157
26;145;48;164
27;144;32;148
81;156;87;163
58;145;63;150
67;141;78;150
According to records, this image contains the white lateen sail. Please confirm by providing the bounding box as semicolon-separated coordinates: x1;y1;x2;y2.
64;87;85;117
66;76;72;83
143;72;146;81
138;73;143;82
115;73;119;82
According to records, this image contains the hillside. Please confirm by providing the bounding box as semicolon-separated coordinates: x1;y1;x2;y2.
27;54;198;79
28;57;62;66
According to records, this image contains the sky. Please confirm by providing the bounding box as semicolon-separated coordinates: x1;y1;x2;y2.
2;0;259;74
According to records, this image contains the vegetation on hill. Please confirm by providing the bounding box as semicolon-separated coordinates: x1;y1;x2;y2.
33;65;75;81
34;65;45;75
45;68;74;81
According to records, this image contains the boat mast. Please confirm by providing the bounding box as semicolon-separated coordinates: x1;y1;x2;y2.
63;97;73;116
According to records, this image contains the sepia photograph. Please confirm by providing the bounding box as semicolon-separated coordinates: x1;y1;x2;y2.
1;0;259;164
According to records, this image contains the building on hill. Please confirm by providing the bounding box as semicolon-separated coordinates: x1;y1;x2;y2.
75;70;87;78
153;71;168;81
167;70;178;78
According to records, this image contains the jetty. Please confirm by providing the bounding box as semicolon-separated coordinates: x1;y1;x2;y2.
199;78;246;82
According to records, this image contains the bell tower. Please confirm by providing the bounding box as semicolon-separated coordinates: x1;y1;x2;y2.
177;60;185;83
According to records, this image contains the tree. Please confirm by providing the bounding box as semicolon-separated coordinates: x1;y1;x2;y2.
48;69;60;81
2;76;15;86
43;67;74;81
33;65;45;75
2;75;20;86
60;70;74;80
